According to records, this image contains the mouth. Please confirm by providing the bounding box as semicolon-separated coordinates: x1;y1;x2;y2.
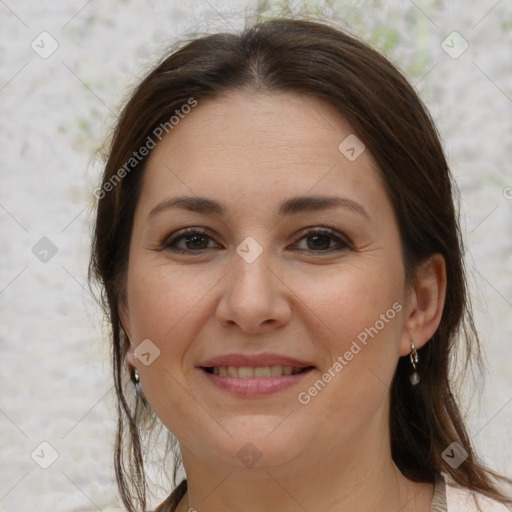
198;353;315;397
202;365;312;377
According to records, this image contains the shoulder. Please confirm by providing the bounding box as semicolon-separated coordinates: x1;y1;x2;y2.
443;474;512;512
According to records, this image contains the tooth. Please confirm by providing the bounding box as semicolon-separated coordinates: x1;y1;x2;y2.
227;366;238;377
213;365;300;378
270;365;283;376
254;366;271;377
238;367;254;378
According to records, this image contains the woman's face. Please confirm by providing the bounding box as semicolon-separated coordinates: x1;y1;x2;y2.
121;90;416;471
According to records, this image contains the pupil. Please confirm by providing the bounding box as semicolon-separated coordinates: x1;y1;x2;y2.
309;235;329;250
187;235;207;249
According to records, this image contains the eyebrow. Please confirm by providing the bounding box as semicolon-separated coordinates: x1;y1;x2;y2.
148;194;369;220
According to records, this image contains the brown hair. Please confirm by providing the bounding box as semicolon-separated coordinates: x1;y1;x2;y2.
89;17;512;512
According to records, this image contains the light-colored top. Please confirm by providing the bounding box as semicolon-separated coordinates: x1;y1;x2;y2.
432;473;512;512
147;474;512;512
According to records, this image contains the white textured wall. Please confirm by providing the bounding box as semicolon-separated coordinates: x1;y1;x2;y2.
0;1;511;510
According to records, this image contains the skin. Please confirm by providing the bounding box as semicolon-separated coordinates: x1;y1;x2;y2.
121;90;447;512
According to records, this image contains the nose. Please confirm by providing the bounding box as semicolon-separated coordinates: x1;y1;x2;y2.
215;250;292;334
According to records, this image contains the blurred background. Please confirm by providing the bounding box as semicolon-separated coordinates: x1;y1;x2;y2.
0;0;511;510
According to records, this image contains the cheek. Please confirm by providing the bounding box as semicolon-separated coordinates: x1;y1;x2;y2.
126;261;210;344
304;262;404;353
124;261;207;404
296;265;405;425
124;263;209;431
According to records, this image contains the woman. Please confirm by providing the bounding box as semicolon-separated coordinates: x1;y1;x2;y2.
89;18;512;512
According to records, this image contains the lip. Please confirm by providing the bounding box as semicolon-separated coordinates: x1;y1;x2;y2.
201;369;314;397
197;352;315;397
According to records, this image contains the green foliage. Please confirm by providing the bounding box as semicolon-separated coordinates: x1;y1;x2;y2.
252;0;436;80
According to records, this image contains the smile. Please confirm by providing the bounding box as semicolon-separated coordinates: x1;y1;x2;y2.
198;353;315;396
204;365;309;378
198;354;315;397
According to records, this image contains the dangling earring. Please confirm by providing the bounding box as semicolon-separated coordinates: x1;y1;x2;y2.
409;341;420;386
131;366;140;385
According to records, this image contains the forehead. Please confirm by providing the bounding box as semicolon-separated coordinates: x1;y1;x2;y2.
149;90;361;163
140;90;386;216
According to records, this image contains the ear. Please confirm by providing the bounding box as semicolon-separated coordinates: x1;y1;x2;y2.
399;253;447;356
119;299;137;367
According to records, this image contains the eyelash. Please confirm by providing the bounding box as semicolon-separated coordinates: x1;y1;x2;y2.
160;227;352;255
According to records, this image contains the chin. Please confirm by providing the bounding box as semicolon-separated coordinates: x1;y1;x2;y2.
199;417;309;469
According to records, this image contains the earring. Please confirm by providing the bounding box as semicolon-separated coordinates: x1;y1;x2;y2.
131;367;140;385
409;341;420;386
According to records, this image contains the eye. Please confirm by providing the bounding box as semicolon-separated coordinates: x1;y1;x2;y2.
162;228;221;253
161;227;351;255
292;228;351;253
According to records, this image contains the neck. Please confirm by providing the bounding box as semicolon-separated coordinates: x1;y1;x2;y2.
175;425;433;512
